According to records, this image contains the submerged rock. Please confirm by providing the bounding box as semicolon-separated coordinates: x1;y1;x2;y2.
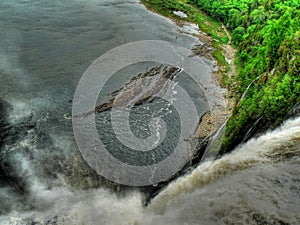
95;65;181;113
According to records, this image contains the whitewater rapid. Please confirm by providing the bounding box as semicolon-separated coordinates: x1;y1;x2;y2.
1;116;299;225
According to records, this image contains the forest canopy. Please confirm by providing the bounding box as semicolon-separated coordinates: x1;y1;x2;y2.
190;0;300;152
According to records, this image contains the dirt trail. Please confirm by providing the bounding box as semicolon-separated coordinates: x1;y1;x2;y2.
221;23;237;79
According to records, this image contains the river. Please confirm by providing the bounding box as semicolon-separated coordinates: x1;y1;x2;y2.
0;0;299;224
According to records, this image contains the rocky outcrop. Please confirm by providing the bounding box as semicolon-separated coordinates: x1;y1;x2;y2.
95;65;181;113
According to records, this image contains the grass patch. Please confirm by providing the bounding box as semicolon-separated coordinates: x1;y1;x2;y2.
212;50;226;66
141;0;228;44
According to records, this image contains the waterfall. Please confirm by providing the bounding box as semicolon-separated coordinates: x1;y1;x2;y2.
1;117;299;225
238;74;264;105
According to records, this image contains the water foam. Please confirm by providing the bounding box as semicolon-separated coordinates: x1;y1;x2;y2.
149;117;300;213
1;118;299;225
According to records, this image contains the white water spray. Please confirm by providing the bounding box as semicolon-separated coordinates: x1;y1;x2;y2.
1;117;299;225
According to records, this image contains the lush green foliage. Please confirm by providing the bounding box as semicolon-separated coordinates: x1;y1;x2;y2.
191;0;300;152
141;0;229;43
142;0;299;153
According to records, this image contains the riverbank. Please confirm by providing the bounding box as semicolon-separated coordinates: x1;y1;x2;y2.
136;0;239;202
140;0;236;150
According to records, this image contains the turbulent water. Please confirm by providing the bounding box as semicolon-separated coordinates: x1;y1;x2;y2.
0;0;203;196
1;116;300;225
0;0;299;224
